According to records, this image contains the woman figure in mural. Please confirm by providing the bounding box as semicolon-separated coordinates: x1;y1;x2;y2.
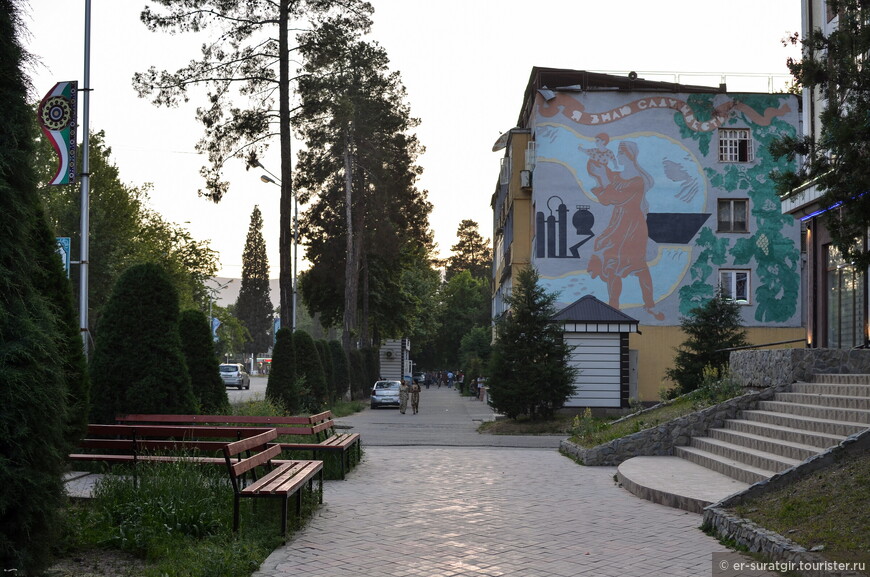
586;140;665;321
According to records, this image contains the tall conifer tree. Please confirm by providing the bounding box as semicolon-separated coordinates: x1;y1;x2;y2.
236;205;273;359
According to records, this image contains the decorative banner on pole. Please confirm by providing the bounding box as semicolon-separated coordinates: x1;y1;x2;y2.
37;81;78;185
211;317;222;342
56;237;71;278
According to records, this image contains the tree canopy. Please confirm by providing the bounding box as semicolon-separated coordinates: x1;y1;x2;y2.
771;0;870;269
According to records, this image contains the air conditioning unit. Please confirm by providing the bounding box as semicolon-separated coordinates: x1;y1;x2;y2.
385;350;393;358
520;170;532;189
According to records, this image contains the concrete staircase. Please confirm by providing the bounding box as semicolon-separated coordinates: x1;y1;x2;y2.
674;374;870;485
617;374;870;512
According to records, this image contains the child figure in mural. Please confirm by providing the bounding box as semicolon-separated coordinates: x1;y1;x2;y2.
580;133;618;187
586;140;665;321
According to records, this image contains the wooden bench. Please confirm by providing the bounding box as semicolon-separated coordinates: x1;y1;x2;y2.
117;411;362;479
69;425;323;537
223;429;323;537
69;424;274;472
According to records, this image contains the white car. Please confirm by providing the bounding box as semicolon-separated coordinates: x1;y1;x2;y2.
219;363;250;390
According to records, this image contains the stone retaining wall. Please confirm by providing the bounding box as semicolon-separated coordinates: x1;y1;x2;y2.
702;429;870;577
559;383;791;466
730;348;870;388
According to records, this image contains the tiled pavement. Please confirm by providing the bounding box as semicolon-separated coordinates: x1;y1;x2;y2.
253;388;779;577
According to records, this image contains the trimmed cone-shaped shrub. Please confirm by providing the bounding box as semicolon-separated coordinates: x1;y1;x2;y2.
89;263;197;423
328;340;350;401
179;309;229;413
267;328;300;413
294;331;327;408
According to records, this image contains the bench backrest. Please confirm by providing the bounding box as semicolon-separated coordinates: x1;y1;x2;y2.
78;424;274;456
222;429;281;491
117;413;337;439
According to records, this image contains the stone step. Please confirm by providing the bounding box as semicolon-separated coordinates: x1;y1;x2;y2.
687;436;802;472
723;418;846;449
742;409;869;437
792;381;870;397
674;445;777;485
776;392;870;409
708;428;821;461
810;373;870;385
756;400;870;425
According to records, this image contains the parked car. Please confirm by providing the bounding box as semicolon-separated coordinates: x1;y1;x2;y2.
370;380;401;409
219;363;250;390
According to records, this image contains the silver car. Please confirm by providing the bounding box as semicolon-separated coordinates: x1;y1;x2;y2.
370;380;401;409
219;363;250;390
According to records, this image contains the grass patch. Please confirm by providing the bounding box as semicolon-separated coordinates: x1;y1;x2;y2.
53;458;318;577
731;451;870;567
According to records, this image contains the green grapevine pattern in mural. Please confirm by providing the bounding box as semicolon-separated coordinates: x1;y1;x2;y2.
676;94;800;322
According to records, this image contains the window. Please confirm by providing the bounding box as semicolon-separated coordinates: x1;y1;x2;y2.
717;199;749;232
718;128;754;162
720;270;750;304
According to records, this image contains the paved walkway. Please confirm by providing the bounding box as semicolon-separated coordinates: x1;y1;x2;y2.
254;387;777;577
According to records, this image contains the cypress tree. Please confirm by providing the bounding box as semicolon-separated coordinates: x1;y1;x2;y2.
90;263;197;422
328;340;350;401
267;327;300;413
0;2;84;571
179;309;229;413
235;205;274;360
294;331;327;408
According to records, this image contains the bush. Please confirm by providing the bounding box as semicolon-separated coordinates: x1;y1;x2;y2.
179;309;229;413
89;263;197;422
266;328;301;414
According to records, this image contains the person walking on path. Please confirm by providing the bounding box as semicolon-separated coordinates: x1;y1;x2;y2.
410;380;421;414
399;378;411;414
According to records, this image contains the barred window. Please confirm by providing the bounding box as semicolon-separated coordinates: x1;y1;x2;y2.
718;128;754;162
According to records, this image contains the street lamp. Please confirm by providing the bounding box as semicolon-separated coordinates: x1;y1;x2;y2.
258;167;297;332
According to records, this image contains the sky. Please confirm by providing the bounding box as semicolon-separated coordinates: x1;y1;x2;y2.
23;0;801;279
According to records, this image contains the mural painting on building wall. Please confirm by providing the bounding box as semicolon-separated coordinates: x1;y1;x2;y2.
532;92;800;326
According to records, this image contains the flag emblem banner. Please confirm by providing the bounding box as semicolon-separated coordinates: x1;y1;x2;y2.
38;81;78;185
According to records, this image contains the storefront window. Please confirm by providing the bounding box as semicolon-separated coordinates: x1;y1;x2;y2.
826;244;866;348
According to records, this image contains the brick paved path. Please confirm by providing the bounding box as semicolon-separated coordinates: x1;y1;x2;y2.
254;388;777;577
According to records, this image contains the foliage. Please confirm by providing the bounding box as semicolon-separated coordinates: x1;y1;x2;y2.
59;459;301;577
665;291;748;396
266;328;301;414
315;339;334;403
327;340;350;401
35;129;219;331
487;267;576;420
294;331;328;410
0;3;83;571
212;302;249;363
433;270;490;368
134;0;374;328
446;219;492;283
770;1;870;270
89;263;197;423
235;206;274;357
178;309;229;413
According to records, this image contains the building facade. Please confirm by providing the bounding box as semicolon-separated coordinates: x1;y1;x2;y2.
493;68;804;405
781;0;869;350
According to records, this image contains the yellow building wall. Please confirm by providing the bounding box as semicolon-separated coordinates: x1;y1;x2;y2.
631;326;807;402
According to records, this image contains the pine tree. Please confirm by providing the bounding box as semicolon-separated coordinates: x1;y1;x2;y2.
266;327;300;413
447;219;492;282
235;205;273;359
90;263;197;422
665;291;748;395
179;308;229;413
488;267;576;420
